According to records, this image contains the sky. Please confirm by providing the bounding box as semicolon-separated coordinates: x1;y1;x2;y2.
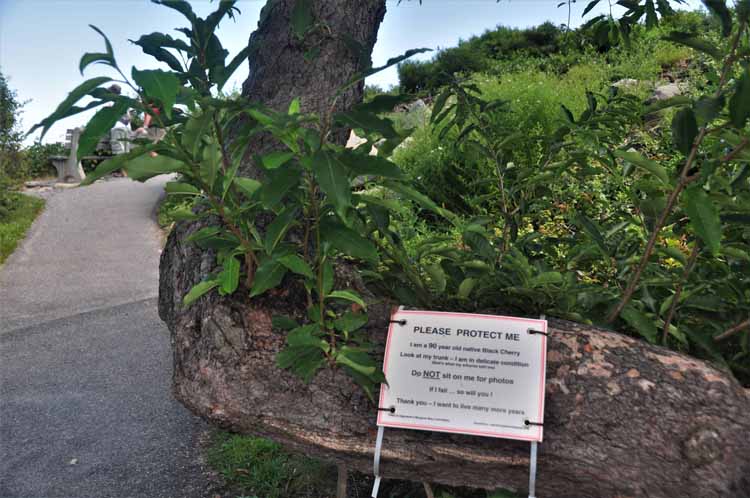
0;0;704;144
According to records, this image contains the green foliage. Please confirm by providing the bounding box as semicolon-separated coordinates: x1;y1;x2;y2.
0;193;44;263
391;4;750;384
0;70;25;210
22;142;65;178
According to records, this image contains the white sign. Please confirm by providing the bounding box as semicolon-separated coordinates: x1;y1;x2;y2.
377;309;547;442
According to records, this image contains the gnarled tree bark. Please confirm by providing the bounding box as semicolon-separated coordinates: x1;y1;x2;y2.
159;2;750;497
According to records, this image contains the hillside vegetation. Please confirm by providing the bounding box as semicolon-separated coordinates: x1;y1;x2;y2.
371;9;749;387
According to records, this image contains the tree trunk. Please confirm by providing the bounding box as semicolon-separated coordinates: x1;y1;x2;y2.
237;0;387;180
159;2;750;497
159;245;750;497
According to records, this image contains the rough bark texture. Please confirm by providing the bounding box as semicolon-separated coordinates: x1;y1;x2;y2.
160;219;750;497
159;2;750;496
237;0;387;180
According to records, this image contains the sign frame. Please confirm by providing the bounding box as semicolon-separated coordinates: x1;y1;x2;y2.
377;309;548;442
371;308;548;498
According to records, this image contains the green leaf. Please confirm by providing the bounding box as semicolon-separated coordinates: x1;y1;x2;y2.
124;153;186;182
185;226;221;244
644;0;658;27
288;97;301;115
658;246;688;265
291;0;314;39
311;150;351;219
582;0;601;16
272;315;299;330
322;260;334;296
234;177;262;198
80;144;157;185
264;207;298;254
261;168;300;210
181;111;213;158
693;95;724;126
80;25;117;74
260;151;295;170
671;108;698;156
129;32;184;72
170;208;200;221
335;347;376;376
215;46;251;91
530;272;563;287
27;77;112;138
614;150;669;185
287;324;328;349
276;345;326;383
183;279;219;307
425;263;447;293
730;68;750;129
334;110;398;139
620;306;658;343
201;142;222;187
643;95;692;114
131;68;180;118
320;217;378;263
457;278;476;299
683;186;722;255
166;181;200;195
250;258;287;297
355;94;411;114
664;31;722;59
328;290;367;309
152;0;196;22
278;254;314;279
79;52;114;75
77;100;130;160
338;151;403;178
339;48;431;95
382;180;455;221
560;105;575;124
219;256;241;295
333;312;368;332
431;90;452;124
703;0;732;37
574;213;607;252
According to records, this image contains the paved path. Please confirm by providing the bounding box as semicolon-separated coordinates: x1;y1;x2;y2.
0;178;215;498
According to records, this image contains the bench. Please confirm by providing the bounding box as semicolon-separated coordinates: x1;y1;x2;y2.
50;127;132;183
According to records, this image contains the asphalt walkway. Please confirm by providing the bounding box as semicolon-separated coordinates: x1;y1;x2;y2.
0;178;215;498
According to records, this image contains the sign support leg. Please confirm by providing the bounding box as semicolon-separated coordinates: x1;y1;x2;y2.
527;313;545;498
528;440;538;498
371;425;385;498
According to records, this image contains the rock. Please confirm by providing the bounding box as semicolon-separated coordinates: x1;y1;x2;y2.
346;130;378;156
651;82;683;101
612;78;639;89
24;180;53;188
406;98;427;113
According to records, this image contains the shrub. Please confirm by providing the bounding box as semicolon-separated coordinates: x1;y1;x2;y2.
22;142;65;179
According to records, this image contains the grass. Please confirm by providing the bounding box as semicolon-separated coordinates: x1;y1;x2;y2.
206;432;337;498
207;431;517;498
0;193;44;264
